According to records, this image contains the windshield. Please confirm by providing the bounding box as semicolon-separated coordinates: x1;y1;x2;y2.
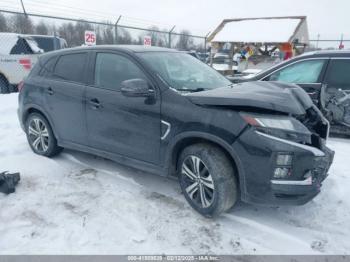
139;52;231;92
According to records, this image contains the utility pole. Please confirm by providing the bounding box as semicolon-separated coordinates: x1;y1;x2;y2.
339;33;344;49
19;0;27;17
115;15;122;45
316;33;320;49
168;26;175;48
204;31;211;53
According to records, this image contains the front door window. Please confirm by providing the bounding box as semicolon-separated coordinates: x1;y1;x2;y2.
267;59;326;83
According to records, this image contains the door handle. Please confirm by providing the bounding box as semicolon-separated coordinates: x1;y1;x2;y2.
47;87;54;95
89;98;101;109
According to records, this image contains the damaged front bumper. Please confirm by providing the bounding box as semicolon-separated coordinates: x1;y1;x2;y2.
269;143;334;205
234;127;335;206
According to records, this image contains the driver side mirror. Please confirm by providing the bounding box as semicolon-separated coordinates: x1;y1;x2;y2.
121;79;154;97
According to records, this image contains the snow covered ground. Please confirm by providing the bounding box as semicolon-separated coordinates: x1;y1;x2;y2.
0;93;349;255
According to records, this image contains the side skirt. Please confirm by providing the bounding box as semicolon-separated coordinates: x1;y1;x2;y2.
58;141;170;178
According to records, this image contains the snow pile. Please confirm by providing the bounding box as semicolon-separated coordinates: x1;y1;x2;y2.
212;18;300;43
0;93;349;254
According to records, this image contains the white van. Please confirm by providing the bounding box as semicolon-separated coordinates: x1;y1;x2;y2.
0;33;43;93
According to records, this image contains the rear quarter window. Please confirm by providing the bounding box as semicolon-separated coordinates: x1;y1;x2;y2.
53;53;87;84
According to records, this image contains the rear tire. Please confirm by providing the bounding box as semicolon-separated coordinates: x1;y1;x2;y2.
0;76;9;94
178;143;238;217
25;113;63;157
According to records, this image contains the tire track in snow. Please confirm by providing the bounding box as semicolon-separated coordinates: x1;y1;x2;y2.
222;213;317;254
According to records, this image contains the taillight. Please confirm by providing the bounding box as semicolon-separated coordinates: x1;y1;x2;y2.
17;81;24;92
19;59;31;70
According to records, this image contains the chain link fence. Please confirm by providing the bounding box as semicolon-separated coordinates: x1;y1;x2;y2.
0;10;208;49
0;9;209;93
308;40;350;51
1;9;348;94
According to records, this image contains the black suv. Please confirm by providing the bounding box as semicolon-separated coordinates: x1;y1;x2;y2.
18;46;334;217
230;51;350;136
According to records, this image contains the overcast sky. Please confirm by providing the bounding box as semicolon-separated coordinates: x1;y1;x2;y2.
1;0;349;39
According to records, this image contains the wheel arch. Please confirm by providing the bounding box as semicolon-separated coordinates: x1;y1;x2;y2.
23;105;59;141
166;132;246;193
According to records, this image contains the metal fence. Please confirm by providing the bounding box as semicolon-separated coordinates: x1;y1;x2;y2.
308;39;350;51
1;8;349;94
0;9;210;94
0;9;209;51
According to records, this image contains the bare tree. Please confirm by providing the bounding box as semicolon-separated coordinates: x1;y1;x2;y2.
35;20;49;35
74;20;94;46
11;14;34;34
176;30;193;50
137;26;168;47
148;26;161;46
58;22;75;47
100;23;114;44
0;13;9;32
117;28;132;44
159;28;170;47
58;20;94;47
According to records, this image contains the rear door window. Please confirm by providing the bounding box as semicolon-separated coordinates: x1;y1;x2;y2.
325;59;350;91
266;59;326;83
94;53;147;91
53;53;87;84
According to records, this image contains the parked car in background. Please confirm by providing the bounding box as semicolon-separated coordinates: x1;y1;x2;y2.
29;35;67;52
211;53;238;75
0;33;67;94
0;33;43;94
185;50;201;60
230;50;350;136
198;52;209;63
18;46;334;217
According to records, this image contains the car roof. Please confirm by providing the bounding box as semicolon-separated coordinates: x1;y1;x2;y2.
299;50;350;58
39;45;179;61
42;45;180;57
61;45;176;53
29;35;61;39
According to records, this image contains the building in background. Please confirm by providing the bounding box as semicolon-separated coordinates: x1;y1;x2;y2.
207;16;310;76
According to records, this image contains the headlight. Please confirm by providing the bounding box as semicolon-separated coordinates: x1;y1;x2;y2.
241;113;310;133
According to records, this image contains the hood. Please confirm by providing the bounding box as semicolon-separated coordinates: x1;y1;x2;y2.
186;81;313;115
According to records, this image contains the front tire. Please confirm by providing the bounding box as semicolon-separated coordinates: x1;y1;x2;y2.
178;143;238;217
25;113;62;157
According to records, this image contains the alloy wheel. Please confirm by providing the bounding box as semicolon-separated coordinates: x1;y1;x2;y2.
181;155;215;208
28;118;50;153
